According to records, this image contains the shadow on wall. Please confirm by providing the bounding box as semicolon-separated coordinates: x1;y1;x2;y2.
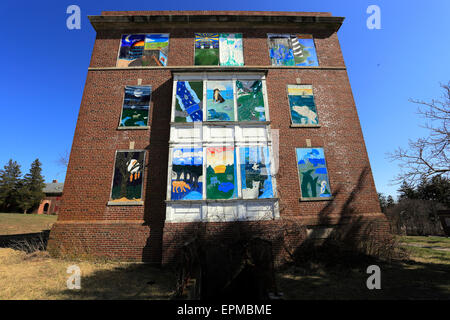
40;166;450;300
161;166;403;300
142;77;172;263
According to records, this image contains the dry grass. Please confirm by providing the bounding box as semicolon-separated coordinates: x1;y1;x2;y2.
0;213;57;235
0;248;176;300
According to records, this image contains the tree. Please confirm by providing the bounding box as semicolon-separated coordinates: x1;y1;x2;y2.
389;82;449;186
378;193;387;213
378;192;395;213
19;159;46;214
398;181;418;201
386;195;395;208
416;175;450;207
0;159;22;212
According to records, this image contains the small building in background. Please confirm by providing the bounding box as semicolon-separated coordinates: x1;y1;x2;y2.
36;180;64;215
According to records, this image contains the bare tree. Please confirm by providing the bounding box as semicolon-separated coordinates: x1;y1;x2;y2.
389;82;449;186
57;150;70;169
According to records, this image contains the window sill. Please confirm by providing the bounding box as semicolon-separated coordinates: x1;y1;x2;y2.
117;126;150;130
107;201;144;206
290;124;321;128
170;121;271;126
299;197;334;202
166;197;279;204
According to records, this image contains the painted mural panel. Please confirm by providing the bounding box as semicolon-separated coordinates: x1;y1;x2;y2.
110;151;145;202
175;81;203;122
236;80;266;121
206;147;237;199
296;148;331;199
292;35;319;66
195;33;219;65
117;34;169;67
268;34;295;66
287;85;319;125
119;86;151;127
219;33;244;66
240;147;273;199
171;148;203;200
206;81;235;121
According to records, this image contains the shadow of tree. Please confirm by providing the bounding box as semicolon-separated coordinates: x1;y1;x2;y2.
163;165;450;300
46;264;176;300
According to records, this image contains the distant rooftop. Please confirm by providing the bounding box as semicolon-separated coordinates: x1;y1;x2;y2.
43;180;64;194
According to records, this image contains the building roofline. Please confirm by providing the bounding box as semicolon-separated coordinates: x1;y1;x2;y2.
88;11;344;33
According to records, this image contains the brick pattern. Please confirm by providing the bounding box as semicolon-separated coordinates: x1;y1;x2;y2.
48;11;385;264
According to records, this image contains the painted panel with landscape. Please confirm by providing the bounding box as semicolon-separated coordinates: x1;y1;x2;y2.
236;80;266;121
171;148;203;200
120;86;151;127
117;34;169;67
195;33;219;65
206;81;235;121
175;81;203;122
288;85;318;125
219;33;244;66
296;148;331;199
240;147;273;199
292;35;319;66
110;151;145;202
206;147;237;199
268;34;295;66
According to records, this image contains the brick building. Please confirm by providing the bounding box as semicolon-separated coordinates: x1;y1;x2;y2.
48;10;388;264
35;180;64;215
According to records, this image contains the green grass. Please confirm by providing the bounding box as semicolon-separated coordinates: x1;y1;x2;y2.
400;235;450;247
0;213;57;235
194;48;219;65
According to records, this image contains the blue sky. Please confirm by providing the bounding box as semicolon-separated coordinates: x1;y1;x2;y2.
1;0;449;198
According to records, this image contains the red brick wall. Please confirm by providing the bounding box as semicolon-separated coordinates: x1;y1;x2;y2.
48;11;385;264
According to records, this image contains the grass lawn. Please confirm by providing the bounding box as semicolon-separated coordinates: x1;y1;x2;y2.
0;213;57;235
277;235;450;299
0;249;176;300
1;235;449;300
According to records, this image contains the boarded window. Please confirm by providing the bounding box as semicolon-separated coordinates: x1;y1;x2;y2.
175;81;203;123
295;148;332;200
206;147;237;199
287;85;319;125
195;33;243;66
171;148;203;200
206;80;235;121
268;34;318;66
119;86;151;127
117;34;169;67
240;146;273;199
236;80;266;121
110;151;145;203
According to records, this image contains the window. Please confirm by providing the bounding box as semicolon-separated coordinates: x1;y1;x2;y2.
295;147;332;200
119;86;151;128
109;150;145;205
166;73;278;222
194;33;244;66
287;85;319;126
240;146;273;199
171;147;203;200
268;34;318;66
206;80;235;121
117;34;169;67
